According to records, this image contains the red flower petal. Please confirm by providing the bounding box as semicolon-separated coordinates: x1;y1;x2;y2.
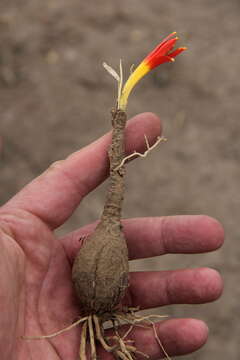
158;31;177;46
168;47;187;58
145;37;179;69
145;55;174;69
146;38;177;61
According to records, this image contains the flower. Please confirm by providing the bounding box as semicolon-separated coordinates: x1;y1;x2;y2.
118;32;187;110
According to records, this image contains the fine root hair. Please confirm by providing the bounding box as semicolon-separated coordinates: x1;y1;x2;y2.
22;309;170;360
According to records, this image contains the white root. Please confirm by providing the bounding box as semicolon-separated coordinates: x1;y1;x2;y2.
115;135;167;170
22;310;171;360
79;322;87;360
151;320;171;360
114;311;171;359
93;314;117;352
22;316;88;340
88;316;97;360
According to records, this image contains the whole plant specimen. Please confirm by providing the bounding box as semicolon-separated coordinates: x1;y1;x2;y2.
25;32;186;359
72;32;186;359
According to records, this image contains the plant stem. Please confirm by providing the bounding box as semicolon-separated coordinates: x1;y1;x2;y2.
101;109;127;226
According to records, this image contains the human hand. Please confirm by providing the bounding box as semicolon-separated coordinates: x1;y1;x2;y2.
0;113;224;360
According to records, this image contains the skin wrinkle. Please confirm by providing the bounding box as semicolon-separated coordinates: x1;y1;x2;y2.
160;216;186;254
0;208;52;240
0;209;53;278
0;210;55;337
0;215;19;243
17;268;27;360
60;236;73;267
165;272;176;306
25;241;72;359
0;220;15;238
0;229;24;359
158;217;168;255
34;241;79;358
38;253;53;339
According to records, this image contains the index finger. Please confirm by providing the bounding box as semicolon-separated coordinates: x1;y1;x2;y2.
1;113;161;229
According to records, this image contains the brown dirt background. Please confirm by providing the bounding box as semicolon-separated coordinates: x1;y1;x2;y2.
0;1;239;359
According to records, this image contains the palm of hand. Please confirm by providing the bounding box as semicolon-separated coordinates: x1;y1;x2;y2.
1;209;83;359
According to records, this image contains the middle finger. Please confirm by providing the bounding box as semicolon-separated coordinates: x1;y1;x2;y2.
125;268;223;309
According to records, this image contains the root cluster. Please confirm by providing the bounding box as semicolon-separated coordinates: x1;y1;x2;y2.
23;308;170;360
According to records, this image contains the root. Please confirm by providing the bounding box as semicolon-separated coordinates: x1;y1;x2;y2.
113;311;170;360
115;135;167;171
93;314;117;352
88;316;97;360
79;322;87;360
22;310;170;360
152;321;171;360
21;316;88;340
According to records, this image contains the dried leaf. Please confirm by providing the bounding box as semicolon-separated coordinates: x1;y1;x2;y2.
103;62;120;82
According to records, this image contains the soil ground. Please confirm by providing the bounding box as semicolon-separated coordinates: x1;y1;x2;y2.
0;1;239;359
